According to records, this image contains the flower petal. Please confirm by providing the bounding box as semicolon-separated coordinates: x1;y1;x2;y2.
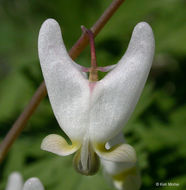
100;133;141;190
38;19;84;74
90;22;155;142
5;172;23;190
102;133;135;174
95;143;137;163
38;19;90;140
41;134;80;156
23;178;44;190
102;158;135;176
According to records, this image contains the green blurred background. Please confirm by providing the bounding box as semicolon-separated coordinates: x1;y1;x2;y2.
0;0;186;189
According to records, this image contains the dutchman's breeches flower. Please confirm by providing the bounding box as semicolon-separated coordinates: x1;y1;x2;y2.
38;18;154;189
5;172;44;190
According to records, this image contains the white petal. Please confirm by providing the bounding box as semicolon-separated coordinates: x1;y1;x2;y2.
90;22;155;142
5;172;23;190
100;133;141;190
23;178;44;190
41;134;80;156
102;133;134;175
95;143;137;163
38;19;84;73
38;19;90;140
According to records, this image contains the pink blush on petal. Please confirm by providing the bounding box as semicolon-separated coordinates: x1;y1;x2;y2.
89;82;96;93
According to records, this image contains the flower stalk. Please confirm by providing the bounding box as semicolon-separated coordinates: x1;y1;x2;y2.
81;26;98;82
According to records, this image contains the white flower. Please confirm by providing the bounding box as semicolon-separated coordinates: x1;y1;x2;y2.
5;172;44;190
38;18;154;180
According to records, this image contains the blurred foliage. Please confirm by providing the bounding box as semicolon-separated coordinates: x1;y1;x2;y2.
0;0;186;189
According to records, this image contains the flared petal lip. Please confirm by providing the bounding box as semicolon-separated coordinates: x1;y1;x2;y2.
41;134;80;156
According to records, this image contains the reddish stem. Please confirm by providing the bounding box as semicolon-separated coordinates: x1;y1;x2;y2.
81;26;98;81
82;26;97;69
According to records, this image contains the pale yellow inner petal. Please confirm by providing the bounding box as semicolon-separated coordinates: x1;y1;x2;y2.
94;143;137;163
41;134;80;156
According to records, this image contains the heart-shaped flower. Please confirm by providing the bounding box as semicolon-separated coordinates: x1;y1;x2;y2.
38;19;155;177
